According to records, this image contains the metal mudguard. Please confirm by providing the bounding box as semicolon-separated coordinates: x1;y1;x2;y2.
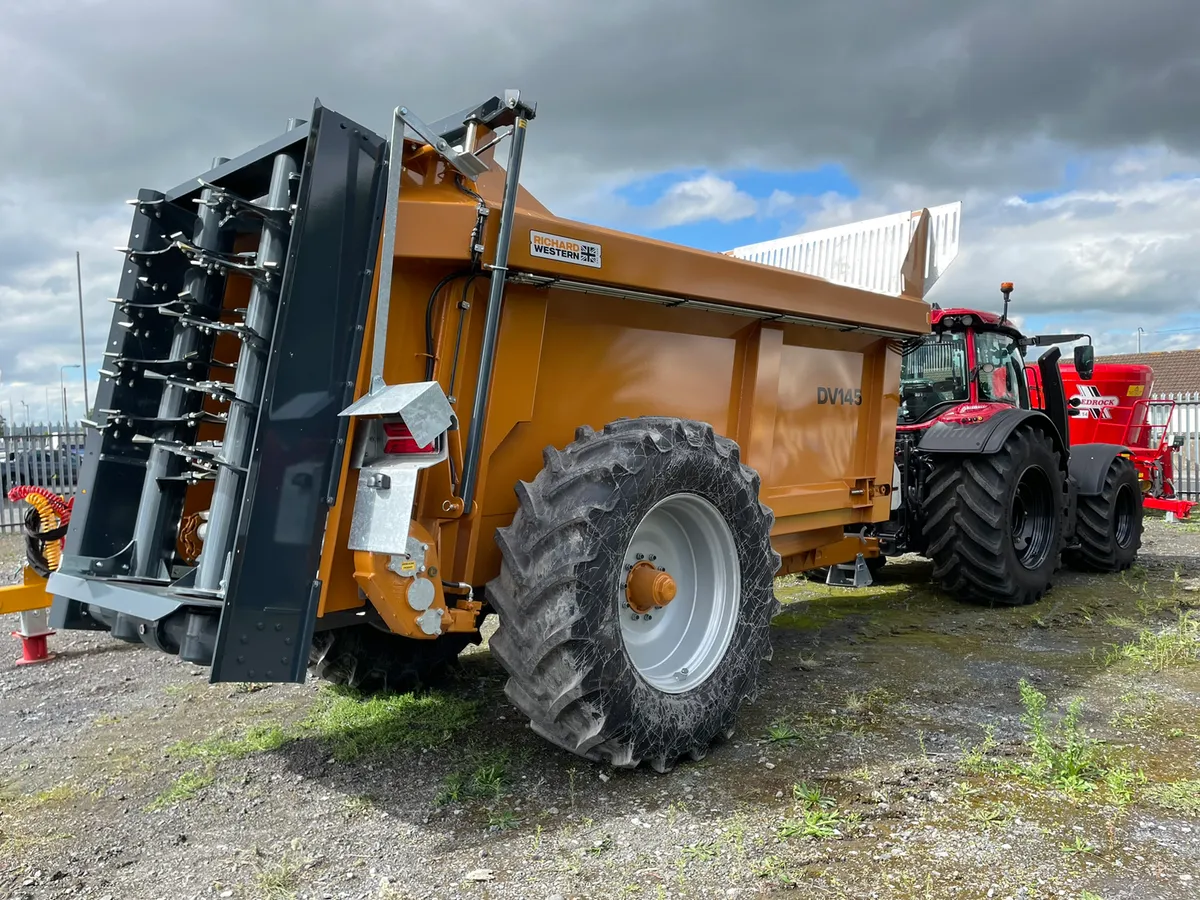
1068;443;1132;497
918;407;1067;459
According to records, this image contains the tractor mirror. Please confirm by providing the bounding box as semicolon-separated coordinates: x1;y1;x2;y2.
1074;344;1094;380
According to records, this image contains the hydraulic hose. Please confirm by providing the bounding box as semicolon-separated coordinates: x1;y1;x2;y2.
7;484;72;576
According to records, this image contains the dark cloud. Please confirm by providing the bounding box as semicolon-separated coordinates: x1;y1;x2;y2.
1;0;1199;418
2;0;1198;206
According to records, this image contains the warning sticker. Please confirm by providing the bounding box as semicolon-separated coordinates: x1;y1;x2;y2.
530;230;602;268
399;560;417;573
1127;384;1145;397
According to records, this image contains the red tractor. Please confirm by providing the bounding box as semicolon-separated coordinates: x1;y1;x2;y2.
867;283;1143;605
1028;361;1195;520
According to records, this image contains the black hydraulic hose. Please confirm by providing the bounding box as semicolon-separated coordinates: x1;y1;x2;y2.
447;276;478;402
424;269;474;382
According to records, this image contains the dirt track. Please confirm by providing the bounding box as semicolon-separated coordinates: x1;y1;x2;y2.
1;519;1198;900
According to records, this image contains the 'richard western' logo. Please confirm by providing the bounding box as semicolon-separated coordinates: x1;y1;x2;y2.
530;230;602;268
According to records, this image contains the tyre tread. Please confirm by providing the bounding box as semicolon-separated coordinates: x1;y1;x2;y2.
486;416;780;772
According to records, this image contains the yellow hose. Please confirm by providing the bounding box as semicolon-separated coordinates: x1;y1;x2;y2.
25;493;62;571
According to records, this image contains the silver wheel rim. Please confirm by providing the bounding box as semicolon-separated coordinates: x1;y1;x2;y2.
618;492;741;694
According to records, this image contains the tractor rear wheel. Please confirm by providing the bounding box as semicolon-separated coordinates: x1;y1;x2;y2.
1065;455;1143;572
309;624;478;693
486;417;781;773
921;425;1064;606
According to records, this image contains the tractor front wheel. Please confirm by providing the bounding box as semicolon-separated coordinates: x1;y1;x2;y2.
486;417;781;773
1065;455;1143;572
921;425;1064;606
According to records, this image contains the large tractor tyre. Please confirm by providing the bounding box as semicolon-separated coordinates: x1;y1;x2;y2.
1064;456;1143;573
486;417;781;773
921;425;1064;607
309;624;479;694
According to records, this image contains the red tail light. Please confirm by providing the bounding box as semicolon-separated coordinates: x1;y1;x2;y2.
382;420;434;454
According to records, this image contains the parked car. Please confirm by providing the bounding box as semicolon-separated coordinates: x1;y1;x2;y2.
1;447;80;493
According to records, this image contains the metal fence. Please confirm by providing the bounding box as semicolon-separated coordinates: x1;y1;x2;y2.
1149;392;1200;500
2;394;1198;534
1;426;87;532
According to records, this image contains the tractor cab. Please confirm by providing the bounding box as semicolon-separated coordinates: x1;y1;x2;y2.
898;307;1028;427
897;283;1095;433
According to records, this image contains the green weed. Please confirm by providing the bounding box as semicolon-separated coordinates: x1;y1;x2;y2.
681;841;720;862
487;809;520;831
970;801;1014;828
778;808;842;839
959;724;1005;776
1060;834;1097;855
766;721;804;743
779;782;844;839
1018;680;1106;792
793;782;836;809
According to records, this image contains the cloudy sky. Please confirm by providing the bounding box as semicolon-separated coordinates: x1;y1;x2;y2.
2;0;1199;425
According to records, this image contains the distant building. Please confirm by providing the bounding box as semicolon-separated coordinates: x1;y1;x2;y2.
1096;349;1200;395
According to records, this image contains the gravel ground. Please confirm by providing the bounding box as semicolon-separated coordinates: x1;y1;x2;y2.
1;518;1198;900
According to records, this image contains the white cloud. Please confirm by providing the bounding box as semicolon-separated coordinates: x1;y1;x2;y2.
644;174;758;228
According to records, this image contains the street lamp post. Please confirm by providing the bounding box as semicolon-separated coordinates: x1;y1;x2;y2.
76;251;90;416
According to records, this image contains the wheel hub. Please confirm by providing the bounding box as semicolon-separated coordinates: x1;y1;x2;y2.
625;560;677;614
616;493;741;694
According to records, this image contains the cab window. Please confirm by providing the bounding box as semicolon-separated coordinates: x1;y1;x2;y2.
974;332;1023;404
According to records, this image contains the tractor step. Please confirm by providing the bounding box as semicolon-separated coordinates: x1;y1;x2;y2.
47;102;389;683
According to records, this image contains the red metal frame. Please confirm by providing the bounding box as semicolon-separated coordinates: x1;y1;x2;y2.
1027;362;1194;519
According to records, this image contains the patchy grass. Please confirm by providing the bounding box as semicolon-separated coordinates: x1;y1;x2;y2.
1145;779;1200;815
160;684;478;769
146;769;215;811
1104;611;1199;672
341;794;376;817
300;685;479;762
165;723;289;761
0;780;92;813
252;844;311;900
435;753;512;807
